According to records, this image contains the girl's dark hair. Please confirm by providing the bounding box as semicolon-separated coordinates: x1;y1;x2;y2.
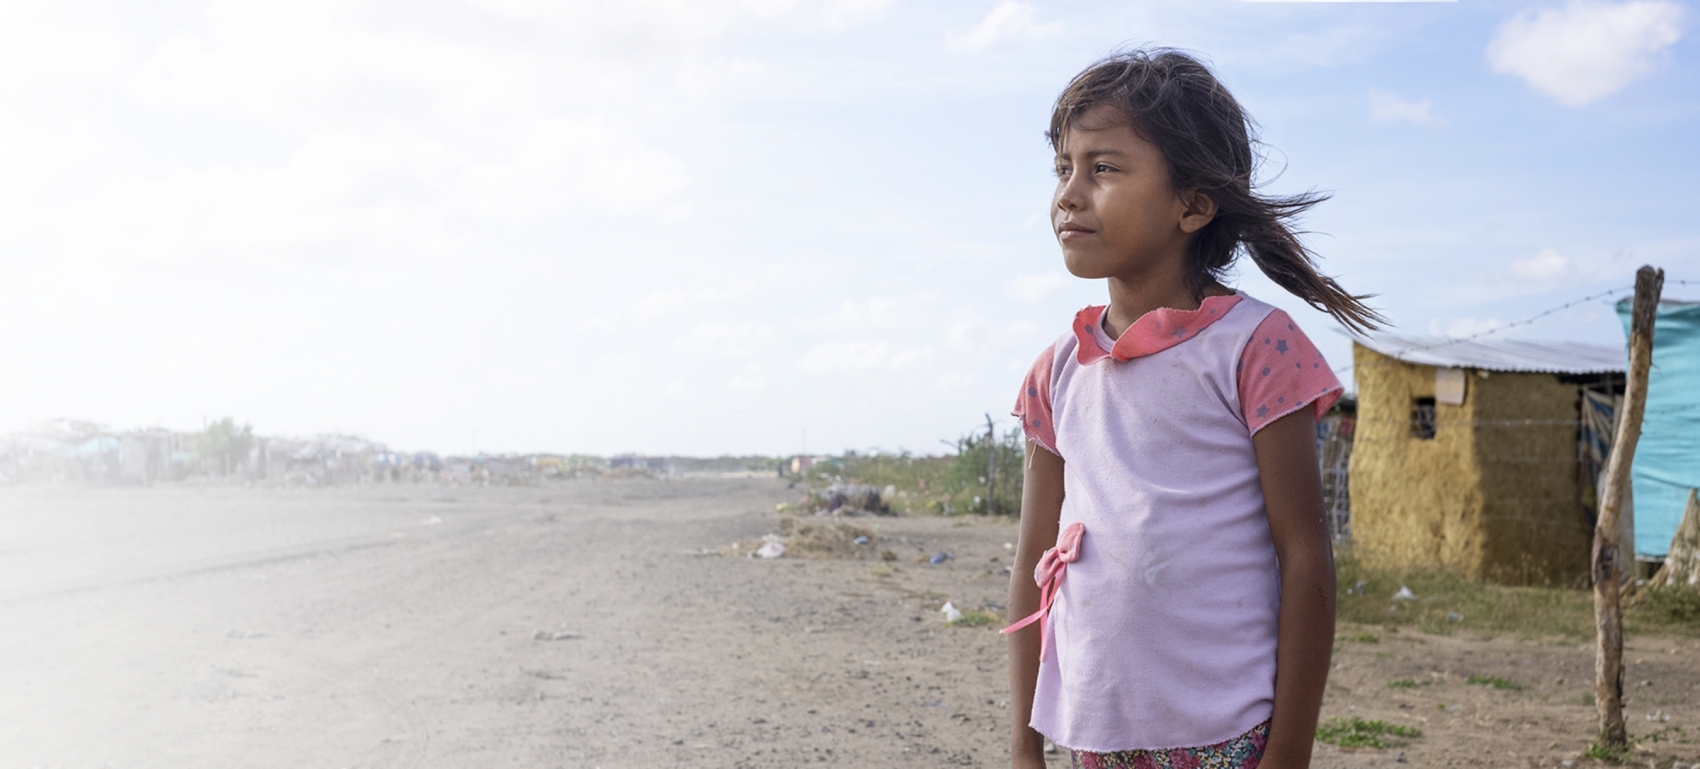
1049;48;1384;332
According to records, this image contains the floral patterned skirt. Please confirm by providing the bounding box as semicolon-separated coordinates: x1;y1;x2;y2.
1068;719;1269;769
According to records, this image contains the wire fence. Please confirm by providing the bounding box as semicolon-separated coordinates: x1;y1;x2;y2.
1320;374;1644;545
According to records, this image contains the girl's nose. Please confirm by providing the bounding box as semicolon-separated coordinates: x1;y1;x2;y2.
1054;179;1083;212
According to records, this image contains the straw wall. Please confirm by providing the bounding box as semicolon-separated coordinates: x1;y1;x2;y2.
1348;343;1592;586
1470;369;1592;585
1349;345;1485;576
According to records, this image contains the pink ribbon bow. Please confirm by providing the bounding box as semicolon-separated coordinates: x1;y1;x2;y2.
1000;521;1084;662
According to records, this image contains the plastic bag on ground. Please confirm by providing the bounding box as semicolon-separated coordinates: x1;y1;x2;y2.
755;534;785;559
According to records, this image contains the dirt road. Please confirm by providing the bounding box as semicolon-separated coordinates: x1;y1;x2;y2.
1;478;1694;768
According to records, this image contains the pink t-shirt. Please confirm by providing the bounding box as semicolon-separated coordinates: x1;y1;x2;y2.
1010;292;1340;752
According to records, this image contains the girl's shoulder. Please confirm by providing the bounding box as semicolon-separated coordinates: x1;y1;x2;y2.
1013;336;1070;456
1234;300;1343;434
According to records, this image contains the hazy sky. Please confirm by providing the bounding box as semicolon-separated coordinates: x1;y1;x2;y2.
1;0;1694;456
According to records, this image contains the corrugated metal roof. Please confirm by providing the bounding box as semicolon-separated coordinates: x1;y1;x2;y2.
1351;332;1625;374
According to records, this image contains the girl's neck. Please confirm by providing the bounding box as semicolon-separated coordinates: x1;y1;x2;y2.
1101;272;1232;339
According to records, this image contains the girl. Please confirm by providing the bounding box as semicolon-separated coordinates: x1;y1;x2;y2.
1004;49;1382;769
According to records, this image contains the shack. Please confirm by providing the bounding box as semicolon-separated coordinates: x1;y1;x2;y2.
1349;333;1624;586
1617;298;1700;561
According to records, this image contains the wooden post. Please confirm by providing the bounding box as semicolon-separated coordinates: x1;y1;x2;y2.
1593;265;1663;747
985;413;998;514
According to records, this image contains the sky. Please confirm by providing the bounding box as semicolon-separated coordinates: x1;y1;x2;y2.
0;0;1695;457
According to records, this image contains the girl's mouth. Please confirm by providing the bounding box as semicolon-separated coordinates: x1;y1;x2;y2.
1057;224;1095;241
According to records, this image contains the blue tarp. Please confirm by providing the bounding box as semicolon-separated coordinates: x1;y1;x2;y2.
1618;298;1700;559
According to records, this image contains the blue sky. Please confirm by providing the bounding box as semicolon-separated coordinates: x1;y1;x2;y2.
0;0;1694;456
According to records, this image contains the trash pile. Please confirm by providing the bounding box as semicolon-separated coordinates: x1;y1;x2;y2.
719;517;893;560
776;482;894;516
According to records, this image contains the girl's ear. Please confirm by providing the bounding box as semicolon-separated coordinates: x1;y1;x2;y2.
1177;189;1219;234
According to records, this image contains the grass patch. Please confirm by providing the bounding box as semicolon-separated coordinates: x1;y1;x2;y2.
1629;588;1700;631
1386;678;1433;690
1335;552;1700;639
948;610;1000;628
1585;739;1633;762
1316;717;1423;749
1342;632;1379;643
1466;674;1524;691
1584;725;1687;763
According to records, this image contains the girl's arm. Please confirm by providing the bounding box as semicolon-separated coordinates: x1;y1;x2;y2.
1009;440;1064;768
1251;407;1336;769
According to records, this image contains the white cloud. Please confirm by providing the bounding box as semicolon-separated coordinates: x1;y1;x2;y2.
946;2;1059;52
632;283;754;319
798;340;890;372
1487;0;1686;107
825;299;899;329
1006;272;1069;303
795;326;925;371
1262;23;1390;69
886;348;934;370
0;7;124;94
933;373;974;392
948;317;1038;357
1369;91;1446;126
1509;248;1577;283
685;324;775;357
726;363;768;392
478;0;894;37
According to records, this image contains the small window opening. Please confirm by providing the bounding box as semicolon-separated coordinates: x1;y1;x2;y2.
1411;397;1437;440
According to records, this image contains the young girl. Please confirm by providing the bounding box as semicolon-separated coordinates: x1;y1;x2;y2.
1004;49;1382;769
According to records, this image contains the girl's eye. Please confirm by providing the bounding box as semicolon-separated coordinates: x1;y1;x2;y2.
1054;165;1071;178
1094;163;1114;173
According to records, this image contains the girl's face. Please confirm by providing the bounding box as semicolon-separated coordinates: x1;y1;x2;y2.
1051;105;1200;281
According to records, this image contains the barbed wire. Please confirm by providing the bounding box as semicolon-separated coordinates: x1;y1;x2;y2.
1334;286;1633;375
1334;276;1696;376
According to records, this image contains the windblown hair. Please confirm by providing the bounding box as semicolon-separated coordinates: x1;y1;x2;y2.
1049;48;1384;332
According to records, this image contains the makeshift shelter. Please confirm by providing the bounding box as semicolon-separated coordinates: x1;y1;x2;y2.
1617;298;1700;560
1649;489;1700;589
1349;334;1624;586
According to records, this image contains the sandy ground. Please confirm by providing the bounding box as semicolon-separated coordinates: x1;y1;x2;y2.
0;477;1695;768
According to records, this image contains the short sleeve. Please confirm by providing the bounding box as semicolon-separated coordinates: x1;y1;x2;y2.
1013;343;1059;455
1237;310;1342;435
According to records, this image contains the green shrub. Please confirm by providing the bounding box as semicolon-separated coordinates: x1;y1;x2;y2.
1466;674;1523;691
1316;717;1422;749
949;610;1000;628
823;422;1027;516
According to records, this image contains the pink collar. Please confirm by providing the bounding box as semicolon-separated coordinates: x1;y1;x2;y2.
1074;293;1243;364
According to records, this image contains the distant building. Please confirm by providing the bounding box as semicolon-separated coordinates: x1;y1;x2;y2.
1349;333;1624;586
118;430;180;485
